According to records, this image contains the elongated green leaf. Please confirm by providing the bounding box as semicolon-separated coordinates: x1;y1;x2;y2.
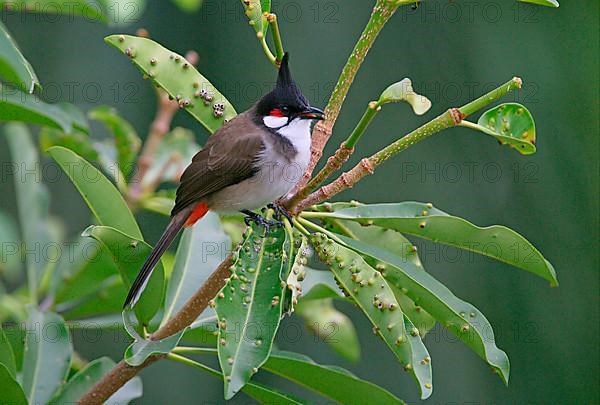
60;277;125;320
401;315;432;392
0;210;21;281
171;0;203;12
0;21;38;93
88;106;141;175
0;1;107;22
379;78;431;115
282;233;308;314
300;267;344;301
0;363;26;405
0;91;74;131
334;233;510;385
83;226;164;327
0;325;17;378
105;35;236;132
123;310;186;366
40;128;99;162
162;212;230;324
295;299;360;363
51;356;142;403
171;354;305;404
462;103;536;155
240;0;265;34
519;0;559;7
21;308;72;405
57;102;89;134
311;233;431;399
47;146;142;239
142;127;199;188
264;351;404;404
215;222;287;399
310;202;557;286
5;124;54;301
323;217;436;336
52;237;119;304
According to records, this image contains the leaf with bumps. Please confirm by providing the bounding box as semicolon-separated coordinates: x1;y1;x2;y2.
282;233;308;314
310;233;432;399
462;103;536;155
123;309;187;367
309;202;557;287
215;222;288;399
321;216;436;336
88;106;141;176
105;35;237;133
0;20;39;93
240;0;266;35
378;78;432;115
82;225;165;328
295;298;361;363
332;233;510;386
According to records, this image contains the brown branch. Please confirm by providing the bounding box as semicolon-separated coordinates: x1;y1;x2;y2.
77;254;233;404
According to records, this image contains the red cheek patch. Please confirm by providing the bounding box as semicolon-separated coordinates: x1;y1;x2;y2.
269;108;284;117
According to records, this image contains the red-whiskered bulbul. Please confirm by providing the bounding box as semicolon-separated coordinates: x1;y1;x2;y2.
124;53;323;307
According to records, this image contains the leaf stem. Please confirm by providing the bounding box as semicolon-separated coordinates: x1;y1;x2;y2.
267;13;285;64
293;77;522;213
292;0;402;192
260;37;276;65
167;353;221;377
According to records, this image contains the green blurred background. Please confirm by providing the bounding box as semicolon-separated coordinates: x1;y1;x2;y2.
1;0;598;403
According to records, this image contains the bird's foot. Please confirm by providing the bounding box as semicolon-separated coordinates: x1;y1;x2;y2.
267;202;293;223
242;210;279;234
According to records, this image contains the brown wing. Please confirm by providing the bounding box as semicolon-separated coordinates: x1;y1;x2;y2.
171;112;264;216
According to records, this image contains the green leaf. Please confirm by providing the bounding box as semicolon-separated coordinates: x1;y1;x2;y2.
56;102;89;134
123;309;187;366
142;126;199;188
0;210;21;281
96;0;146;25
378;78;432;115
171;0;203;12
39;127;99;162
0;21;39;93
282;233;308;314
0;1;108;22
462;102;537;155
310;233;432;399
264;351;404;404
162;212;230;324
333;233;510;385
0;363;27;405
21;308;72;405
519;0;559;7
5;124;54;301
300;268;345;301
322;217;436;336
240;0;265;34
52;238;119;305
47;146;143;239
215;222;288;399
60;278;125;320
295;299;361;363
88;105;141;176
0;325;17;378
311;202;557;286
0;90;74;131
104;35;237;132
51;356;142;403
82;226;164;327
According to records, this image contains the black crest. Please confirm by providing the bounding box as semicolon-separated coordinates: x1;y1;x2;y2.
255;53;309;117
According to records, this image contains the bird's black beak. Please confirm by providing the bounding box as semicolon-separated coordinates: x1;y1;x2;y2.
299;106;324;120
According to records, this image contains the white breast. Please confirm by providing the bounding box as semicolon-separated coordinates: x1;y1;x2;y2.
207;117;312;212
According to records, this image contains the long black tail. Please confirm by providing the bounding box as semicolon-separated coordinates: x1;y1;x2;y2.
123;207;192;308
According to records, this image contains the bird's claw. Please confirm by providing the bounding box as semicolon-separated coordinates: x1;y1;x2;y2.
242;210;280;234
267;202;293;223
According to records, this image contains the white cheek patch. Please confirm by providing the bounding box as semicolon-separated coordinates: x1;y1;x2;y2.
263;115;288;129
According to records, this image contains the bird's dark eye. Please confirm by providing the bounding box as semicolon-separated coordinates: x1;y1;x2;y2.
280;105;290;114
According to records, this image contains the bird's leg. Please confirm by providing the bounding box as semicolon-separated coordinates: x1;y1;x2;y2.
267;202;293;223
241;209;279;233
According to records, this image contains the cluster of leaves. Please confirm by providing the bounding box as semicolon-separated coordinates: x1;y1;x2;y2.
0;0;558;403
